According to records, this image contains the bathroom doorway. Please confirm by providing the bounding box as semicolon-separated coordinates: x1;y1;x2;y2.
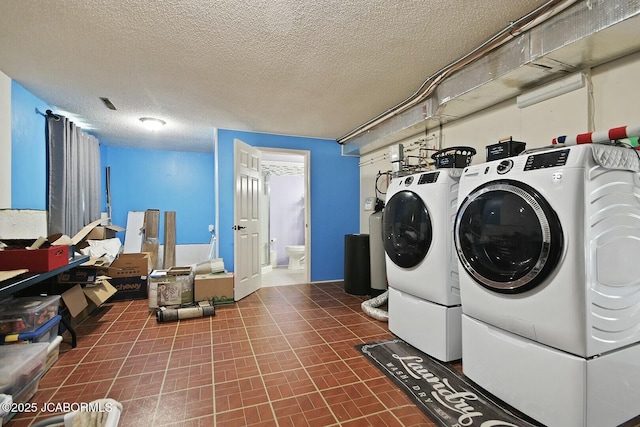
259;148;310;286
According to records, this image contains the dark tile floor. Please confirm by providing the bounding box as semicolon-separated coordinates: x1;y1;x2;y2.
7;282;439;426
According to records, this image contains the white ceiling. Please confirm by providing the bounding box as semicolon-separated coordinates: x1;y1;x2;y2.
0;0;547;152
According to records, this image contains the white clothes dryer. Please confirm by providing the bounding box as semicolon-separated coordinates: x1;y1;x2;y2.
383;169;463;361
384;169;461;305
454;143;640;358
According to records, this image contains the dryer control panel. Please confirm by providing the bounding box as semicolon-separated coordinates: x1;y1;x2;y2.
524;149;570;171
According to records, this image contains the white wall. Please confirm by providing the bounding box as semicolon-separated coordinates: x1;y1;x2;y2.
592;51;640;130
0;71;11;208
359;51;640;232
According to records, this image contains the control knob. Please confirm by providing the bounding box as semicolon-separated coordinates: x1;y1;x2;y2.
497;159;514;175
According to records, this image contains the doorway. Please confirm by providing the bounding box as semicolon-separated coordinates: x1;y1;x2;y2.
260;148;310;286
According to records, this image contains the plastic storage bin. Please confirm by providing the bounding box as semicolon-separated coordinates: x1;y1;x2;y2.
0;343;48;395
0;315;61;344
0;295;60;335
0;393;11;426
45;335;63;372
2;371;43;424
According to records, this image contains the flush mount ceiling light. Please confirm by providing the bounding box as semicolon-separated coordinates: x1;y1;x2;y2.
139;117;166;131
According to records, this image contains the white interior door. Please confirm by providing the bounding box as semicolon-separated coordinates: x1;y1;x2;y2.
234;139;262;300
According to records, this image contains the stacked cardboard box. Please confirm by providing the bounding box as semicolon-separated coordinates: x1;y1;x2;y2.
100;253;153;301
194;272;234;306
149;267;194;310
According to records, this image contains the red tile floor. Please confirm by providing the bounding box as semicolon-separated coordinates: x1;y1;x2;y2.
7;282;440;426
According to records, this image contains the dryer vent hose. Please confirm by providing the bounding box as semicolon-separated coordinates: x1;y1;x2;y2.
361;290;389;322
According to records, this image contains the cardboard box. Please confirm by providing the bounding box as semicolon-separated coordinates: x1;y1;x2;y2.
149;267;194;309
194;273;234;305
57;267;99;284
83;281;118;306
99;253;152;278
84;224;125;240
109;276;149;301
0;242;68;273
60;281;118;317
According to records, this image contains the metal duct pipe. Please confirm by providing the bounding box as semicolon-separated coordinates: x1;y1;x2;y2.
338;0;577;146
340;0;640;155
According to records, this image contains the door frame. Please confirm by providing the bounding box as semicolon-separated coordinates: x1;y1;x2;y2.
255;147;311;284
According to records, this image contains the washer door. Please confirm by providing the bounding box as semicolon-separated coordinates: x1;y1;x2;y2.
455;179;563;293
383;190;432;268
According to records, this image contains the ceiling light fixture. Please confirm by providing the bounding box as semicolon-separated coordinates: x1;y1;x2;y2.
139;117;166;131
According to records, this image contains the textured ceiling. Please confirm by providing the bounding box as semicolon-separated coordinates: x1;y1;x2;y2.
0;0;546;152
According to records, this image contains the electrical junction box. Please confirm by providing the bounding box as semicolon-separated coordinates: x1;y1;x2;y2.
389;144;404;174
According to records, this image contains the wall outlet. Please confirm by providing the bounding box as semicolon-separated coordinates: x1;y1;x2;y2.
364;197;375;211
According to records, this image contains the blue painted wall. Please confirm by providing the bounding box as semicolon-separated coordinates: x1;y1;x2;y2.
11;81;49;209
100;144;215;244
9;83;360;281
218;130;360;282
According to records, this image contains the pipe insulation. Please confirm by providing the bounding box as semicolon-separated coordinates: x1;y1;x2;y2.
361;290;389;322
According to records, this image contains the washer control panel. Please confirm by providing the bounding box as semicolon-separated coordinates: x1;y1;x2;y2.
524;149;570;171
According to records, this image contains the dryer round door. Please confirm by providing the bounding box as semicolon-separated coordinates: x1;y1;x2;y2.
383;190;432;268
454;179;563;293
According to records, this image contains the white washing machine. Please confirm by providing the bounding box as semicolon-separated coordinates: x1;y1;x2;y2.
383;169;462;361
454;143;640;358
454;144;640;426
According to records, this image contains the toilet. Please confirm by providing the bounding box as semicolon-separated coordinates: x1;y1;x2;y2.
285;245;305;270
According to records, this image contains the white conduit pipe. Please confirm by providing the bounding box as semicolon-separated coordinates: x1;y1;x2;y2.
361;290;389;322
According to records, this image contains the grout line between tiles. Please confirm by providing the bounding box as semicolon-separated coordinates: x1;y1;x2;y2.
148;313;179;426
46;300;136;400
290;283;402;426
103;306;156;400
234;284;404;426
209;312;216;427
238;294;281;426
22;282;404;427
264;284;348;425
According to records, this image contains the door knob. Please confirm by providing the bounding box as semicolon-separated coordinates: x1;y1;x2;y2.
232;225;247;230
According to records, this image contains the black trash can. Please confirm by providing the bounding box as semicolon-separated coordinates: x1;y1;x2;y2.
344;234;371;295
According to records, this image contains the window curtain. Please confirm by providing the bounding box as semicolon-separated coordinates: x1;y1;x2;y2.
46;114;101;237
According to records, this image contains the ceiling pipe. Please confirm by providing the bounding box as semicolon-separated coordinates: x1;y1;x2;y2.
337;0;577;146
